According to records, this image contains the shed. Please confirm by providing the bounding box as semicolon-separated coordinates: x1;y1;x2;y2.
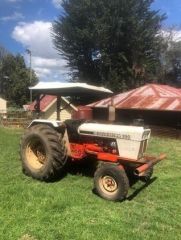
29;95;77;121
88;84;181;128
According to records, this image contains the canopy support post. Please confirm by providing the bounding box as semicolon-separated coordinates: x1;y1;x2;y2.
35;94;40;119
57;96;61;121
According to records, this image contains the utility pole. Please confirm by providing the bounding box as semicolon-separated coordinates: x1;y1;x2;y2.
0;75;9;96
0;62;2;96
26;49;32;103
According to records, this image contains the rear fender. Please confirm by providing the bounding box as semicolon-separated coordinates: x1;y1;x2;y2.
28;119;71;156
28;119;63;128
28;119;66;136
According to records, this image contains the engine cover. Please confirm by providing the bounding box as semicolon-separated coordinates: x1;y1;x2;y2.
78;123;151;160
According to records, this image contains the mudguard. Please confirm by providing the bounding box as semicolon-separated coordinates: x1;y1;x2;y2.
28;119;64;128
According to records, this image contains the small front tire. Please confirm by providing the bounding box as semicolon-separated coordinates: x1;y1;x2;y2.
94;164;129;201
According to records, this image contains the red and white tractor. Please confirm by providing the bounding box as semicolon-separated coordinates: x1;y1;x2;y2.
20;82;165;201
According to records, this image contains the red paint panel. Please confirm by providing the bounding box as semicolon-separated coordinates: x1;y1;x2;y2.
97;153;118;162
84;144;103;152
70;143;86;159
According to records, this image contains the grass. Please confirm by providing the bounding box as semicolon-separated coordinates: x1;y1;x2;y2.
0;127;181;240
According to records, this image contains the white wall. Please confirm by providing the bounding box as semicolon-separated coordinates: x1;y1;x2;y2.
0;97;7;113
44;101;72;121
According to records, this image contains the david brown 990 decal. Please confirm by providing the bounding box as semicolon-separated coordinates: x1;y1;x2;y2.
94;131;131;140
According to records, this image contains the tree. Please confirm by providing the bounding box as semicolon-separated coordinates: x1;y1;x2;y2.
155;29;181;87
0;53;38;107
53;0;165;92
163;41;181;86
0;46;9;96
0;46;8;61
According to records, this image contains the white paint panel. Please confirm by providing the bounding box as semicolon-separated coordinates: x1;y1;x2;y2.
44;101;72;121
0;98;7;113
30;82;112;93
116;139;141;160
78;123;150;141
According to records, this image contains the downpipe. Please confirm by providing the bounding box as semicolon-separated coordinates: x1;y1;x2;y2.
134;153;166;176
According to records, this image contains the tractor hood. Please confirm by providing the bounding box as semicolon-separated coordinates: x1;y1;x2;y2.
78;123;151;141
29;82;113;97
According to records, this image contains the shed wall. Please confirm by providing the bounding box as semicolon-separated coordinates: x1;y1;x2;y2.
92;108;181;128
43;101;71;121
0;98;7;113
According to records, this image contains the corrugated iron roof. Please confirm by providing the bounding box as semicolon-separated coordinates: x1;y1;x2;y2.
29;95;56;112
88;84;181;111
29;95;77;112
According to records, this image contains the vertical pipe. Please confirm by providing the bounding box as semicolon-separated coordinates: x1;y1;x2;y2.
35;94;40;119
26;49;32;103
29;51;32;103
108;98;115;122
29;51;32;85
57;95;61;121
30;89;32;104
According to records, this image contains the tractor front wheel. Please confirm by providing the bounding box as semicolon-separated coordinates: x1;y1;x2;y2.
94;164;129;201
20;124;68;181
139;167;153;183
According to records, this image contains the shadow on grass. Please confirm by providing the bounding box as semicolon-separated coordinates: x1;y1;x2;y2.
126;177;157;201
46;158;158;202
46;157;97;183
92;177;158;202
45;170;68;183
65;157;97;178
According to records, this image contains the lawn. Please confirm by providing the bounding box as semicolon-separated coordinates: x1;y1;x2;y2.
0;127;181;240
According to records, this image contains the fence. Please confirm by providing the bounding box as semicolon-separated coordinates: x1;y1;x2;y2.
150;125;181;140
1;111;181;139
0;110;33;128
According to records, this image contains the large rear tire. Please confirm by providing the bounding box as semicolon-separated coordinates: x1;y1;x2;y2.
94;164;129;201
20;124;68;181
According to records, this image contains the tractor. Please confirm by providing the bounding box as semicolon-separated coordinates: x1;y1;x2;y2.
20;82;165;201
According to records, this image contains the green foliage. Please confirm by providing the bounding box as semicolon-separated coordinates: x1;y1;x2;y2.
0;46;9;61
0;53;38;107
53;0;165;91
162;40;181;86
0;127;181;240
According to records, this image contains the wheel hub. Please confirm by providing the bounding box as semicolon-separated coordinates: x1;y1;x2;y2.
25;137;46;169
100;175;118;194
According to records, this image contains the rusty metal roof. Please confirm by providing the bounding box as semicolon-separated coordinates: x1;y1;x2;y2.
29;95;56;112
29;95;77;112
88;84;181;111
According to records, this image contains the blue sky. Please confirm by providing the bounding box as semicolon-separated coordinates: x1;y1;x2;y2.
0;0;60;53
152;0;181;27
0;0;181;81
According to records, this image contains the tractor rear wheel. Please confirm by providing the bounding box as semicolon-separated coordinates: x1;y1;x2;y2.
20;124;68;181
94;164;129;201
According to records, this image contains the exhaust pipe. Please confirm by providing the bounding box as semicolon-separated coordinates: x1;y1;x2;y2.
134;153;166;176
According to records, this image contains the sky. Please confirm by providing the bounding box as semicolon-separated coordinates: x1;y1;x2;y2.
0;0;181;82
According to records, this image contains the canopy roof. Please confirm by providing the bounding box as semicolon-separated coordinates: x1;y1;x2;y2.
29;82;112;97
88;84;181;112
